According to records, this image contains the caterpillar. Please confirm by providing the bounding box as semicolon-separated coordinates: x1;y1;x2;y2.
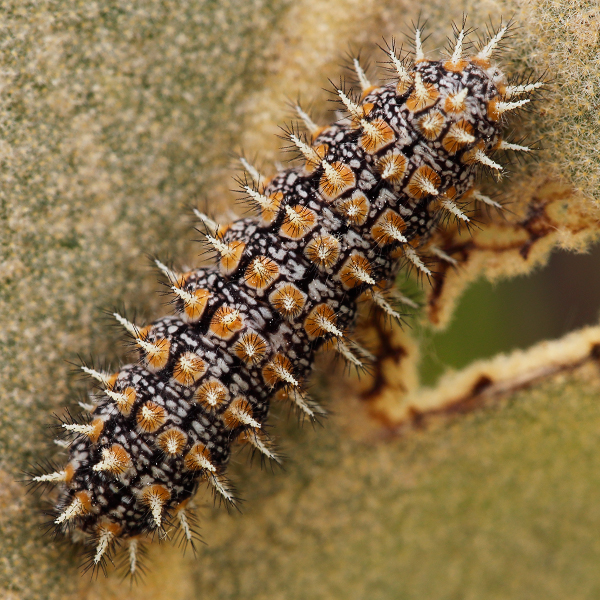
30;20;542;577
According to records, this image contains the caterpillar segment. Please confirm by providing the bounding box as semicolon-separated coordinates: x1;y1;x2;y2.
32;21;541;576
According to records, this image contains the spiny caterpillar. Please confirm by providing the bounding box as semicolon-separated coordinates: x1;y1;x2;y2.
30;20;542;577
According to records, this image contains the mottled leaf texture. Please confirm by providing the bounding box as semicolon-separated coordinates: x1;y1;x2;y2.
2;0;600;599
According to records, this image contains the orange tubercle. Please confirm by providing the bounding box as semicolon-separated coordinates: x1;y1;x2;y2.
194;378;228;410
172;352;207;386
269;283;307;319
136;402;167;433
209;305;244;340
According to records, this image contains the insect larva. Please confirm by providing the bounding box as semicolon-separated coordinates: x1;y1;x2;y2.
30;19;541;577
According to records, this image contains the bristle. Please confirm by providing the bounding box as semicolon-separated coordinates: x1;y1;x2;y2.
269;283;307;319
136;338;171;371
430;245;458;266
92;445;132;474
505;82;544;97
414;27;425;61
55;491;92;525
157;428;188;456
113;312;140;337
263;354;299;387
210;306;244;340
233;332;268;365
223;397;261;429
206;235;231;256
348;338;376;362
192;208;219;232
353;58;371;92
476;23;508;62
128;539;139;575
172;352;207;386
140;485;170;529
386;44;413;93
281;204;317;239
176;509;193;545
295;104;320;135
245;255;280;290
371;209;407;245
407;165;441;197
305;304;344;339
333;338;364;368
105;388;136;415
243;185;282;224
442;120;475;153
184;442;217;473
450;27;465;64
289;133;323;166
444;88;469;113
499;141;530;152
337;89;363;121
80;366;111;386
360;118;396;154
418;110;445;140
440;198;470;222
404;246;432;276
370;290;403;321
319;160;356;200
171;285;210;323
209;473;235;504
195;379;229;410
32;469;69;484
406;73;439;112
393;291;419;310
488;98;530;121
377;150;408;183
239;429;281;464
62;418;104;442
340;254;376;288
305;234;341;270
239;157;264;186
288;389;325;420
155;258;181;283
471;189;502;209
93;522;120;566
339;192;371;225
78;400;96;413
472;149;503;171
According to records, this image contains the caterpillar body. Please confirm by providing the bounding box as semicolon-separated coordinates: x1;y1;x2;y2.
31;21;541;576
